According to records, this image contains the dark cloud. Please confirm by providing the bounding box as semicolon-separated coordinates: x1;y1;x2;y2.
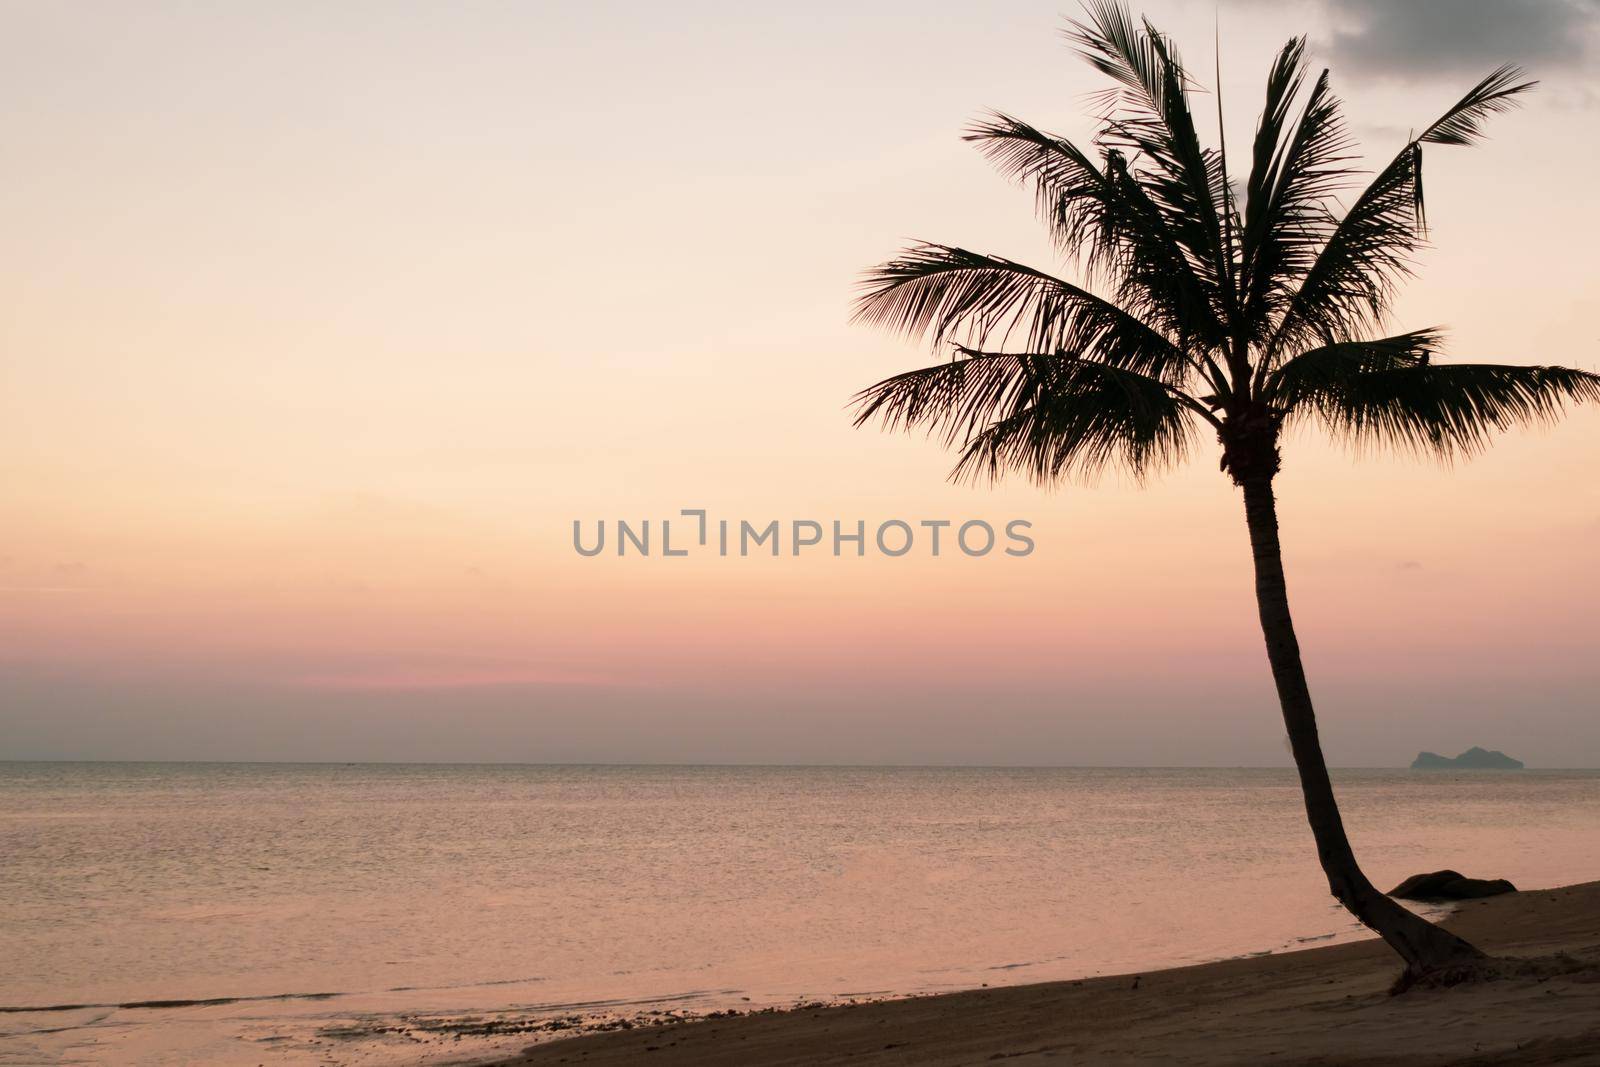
1321;0;1600;78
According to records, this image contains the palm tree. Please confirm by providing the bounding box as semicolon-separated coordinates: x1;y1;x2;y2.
850;1;1600;982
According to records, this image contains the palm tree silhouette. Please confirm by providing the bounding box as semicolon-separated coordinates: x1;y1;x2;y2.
851;1;1600;981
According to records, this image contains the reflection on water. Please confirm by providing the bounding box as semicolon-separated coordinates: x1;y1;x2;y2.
3;763;1598;1064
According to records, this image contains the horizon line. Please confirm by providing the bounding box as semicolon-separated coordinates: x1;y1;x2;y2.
0;759;1579;770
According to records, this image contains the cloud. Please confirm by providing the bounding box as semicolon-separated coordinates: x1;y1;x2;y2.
271;649;640;692
286;667;629;691
1319;0;1600;79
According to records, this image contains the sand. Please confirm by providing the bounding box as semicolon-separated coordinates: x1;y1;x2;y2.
497;881;1600;1066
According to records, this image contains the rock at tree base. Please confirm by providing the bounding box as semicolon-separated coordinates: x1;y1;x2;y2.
1389;869;1517;901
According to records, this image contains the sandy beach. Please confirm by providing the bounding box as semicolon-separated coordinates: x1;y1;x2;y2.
500;881;1600;1066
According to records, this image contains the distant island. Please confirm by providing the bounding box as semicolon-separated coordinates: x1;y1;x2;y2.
1411;747;1525;770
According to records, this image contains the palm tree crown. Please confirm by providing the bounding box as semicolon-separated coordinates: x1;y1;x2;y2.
852;1;1600;487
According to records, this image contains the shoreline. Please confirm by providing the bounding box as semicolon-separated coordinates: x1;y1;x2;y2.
496;881;1600;1066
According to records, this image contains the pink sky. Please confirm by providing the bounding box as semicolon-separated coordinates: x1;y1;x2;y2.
1;1;1596;765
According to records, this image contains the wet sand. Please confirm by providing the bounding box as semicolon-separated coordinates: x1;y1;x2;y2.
498;881;1600;1066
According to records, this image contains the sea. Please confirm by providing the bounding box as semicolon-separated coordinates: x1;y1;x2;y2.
3;763;1598;1065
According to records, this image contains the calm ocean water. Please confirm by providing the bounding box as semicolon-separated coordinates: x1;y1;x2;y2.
3;763;1598;1065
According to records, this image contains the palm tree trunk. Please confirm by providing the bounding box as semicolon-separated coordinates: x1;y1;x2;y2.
1240;473;1484;976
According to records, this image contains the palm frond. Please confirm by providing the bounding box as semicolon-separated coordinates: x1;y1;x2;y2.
963;111;1121;272
1243;38;1310;224
1066;0;1172;118
1239;40;1356;340
1270;334;1600;458
852;243;1191;382
852;347;1202;485
1419;65;1536;148
1068;3;1234;314
1267;147;1420;355
964;112;1230;350
1264;328;1442;396
1269;69;1533;357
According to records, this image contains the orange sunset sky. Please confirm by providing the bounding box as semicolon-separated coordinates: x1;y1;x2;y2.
2;0;1597;765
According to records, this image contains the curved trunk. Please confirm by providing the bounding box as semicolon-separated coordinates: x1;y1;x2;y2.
1240;474;1483;976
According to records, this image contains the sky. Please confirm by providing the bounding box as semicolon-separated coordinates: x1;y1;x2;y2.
1;0;1596;766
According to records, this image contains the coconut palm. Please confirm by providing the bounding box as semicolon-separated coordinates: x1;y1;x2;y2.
850;1;1600;981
